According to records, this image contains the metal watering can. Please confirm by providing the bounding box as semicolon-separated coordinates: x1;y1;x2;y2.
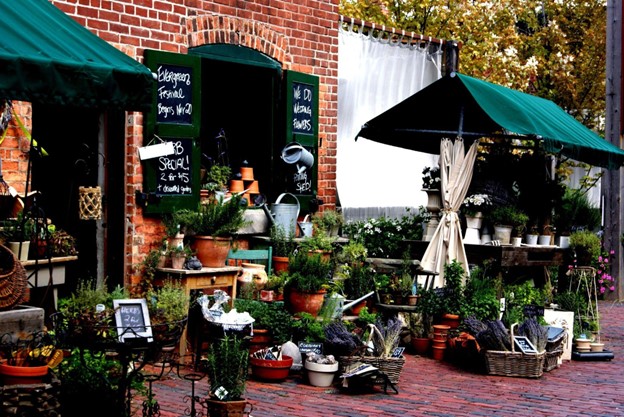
261;192;300;237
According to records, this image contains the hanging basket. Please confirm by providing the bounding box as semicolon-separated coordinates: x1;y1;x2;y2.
0;244;28;310
79;186;102;220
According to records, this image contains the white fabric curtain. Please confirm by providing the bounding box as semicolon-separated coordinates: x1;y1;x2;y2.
420;138;479;286
337;22;443;208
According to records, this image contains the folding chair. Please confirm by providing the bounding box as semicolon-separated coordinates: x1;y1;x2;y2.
225;247;273;275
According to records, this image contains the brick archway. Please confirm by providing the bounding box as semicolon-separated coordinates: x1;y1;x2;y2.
186;15;289;66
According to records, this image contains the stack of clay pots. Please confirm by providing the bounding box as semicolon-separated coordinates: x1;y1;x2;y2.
431;324;451;360
230;165;260;206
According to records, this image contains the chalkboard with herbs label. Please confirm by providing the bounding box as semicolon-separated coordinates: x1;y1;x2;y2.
292;81;314;135
155;63;193;125
113;299;153;343
154;139;193;196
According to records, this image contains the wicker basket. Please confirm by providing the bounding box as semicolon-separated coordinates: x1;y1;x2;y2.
543;348;564;372
339;348;405;385
483;324;546;378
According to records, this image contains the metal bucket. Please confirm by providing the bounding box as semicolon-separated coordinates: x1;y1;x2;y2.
269;193;300;237
298;214;313;237
281;142;314;173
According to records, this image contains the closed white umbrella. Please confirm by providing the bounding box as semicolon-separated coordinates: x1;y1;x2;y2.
420;137;479;286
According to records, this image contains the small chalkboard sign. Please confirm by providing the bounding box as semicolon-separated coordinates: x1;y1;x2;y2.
514;336;538;354
292;81;314;135
391;347;405;358
298;342;322;355
113;299;153;343
155;63;193;125
154;139;193;196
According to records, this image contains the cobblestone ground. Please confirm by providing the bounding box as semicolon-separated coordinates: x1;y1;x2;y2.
138;300;624;417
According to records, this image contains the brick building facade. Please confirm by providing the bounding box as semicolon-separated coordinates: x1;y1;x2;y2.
3;0;340;289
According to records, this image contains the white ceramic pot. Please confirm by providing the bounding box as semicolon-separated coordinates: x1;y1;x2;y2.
511;237;522;247
525;234;538;245
493;225;512;245
304;361;338;387
557;235;570;249
538;235;552;245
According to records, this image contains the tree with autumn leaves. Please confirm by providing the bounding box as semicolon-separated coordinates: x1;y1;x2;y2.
340;0;607;135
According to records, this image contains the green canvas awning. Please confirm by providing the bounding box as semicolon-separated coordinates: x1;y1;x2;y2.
357;72;624;169
0;0;154;111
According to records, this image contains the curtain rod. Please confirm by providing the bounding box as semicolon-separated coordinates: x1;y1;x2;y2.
339;15;446;47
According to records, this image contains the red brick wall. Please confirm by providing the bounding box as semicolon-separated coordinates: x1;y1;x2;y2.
47;0;340;286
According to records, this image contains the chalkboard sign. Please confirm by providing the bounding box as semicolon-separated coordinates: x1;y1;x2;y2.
292;81;314;135
514;336;538;354
298;342;323;355
113;299;153;343
155;63;193;125
154;139;193;195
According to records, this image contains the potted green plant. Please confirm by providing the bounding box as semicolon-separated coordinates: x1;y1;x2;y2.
312;209;344;237
176;194;249;267
145;279;189;345
569;229;601;266
269;224;297;274
488;206;528;245
203;164;232;193
261;273;287;301
167;244;193;269
298;232;335;260
0;213;35;261
285;251;332;317
203;334;251;417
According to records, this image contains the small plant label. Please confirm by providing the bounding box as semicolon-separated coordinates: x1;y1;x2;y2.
391;347;405;358
298;342;322;355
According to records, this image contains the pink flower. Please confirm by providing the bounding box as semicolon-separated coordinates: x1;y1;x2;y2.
600;287;606;294
610;286;616;291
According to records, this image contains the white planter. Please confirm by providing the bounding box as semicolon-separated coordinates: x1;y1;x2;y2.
525;234;538;245
556;235;570;249
8;241;30;262
511;237;522;247
304;361;338;387
493;225;512;245
465;212;483;229
538;235;552;245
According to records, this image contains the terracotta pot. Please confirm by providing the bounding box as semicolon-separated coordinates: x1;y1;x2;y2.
250;355;293;381
191;236;232;268
240;167;254;181
407;295;419;306
348;299;367;315
249;328;272;353
204;398;252;417
432;339;447;349
590;342;605;352
440;313;461;329
0;363;48;385
432;324;451;335
288;289;327;317
431;345;446;361
239;262;268;287
272;256;289;274
411;337;431;356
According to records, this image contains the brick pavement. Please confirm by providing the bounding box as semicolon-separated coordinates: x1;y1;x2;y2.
141;300;624;417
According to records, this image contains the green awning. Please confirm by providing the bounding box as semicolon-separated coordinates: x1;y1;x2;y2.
0;0;154;111
357;72;624;169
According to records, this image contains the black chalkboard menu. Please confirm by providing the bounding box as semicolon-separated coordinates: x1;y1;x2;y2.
155;63;193;125
143;49;201;213
292;81;314;135
113;299;153;343
154;138;193;195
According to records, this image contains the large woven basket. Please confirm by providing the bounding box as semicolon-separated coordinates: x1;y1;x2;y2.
0;244;27;310
338;350;405;384
483;323;545;378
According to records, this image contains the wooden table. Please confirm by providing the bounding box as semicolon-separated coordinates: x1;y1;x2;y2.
404;240;569;286
155;266;241;362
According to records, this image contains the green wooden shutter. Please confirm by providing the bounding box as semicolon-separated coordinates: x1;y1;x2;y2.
142;50;202;214
281;70;319;213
